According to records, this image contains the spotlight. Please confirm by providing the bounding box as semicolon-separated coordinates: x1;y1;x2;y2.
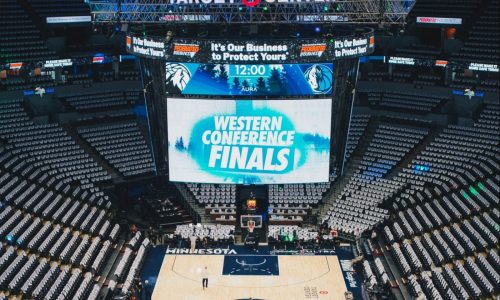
314;26;321;33
323;5;329;12
296;32;301;37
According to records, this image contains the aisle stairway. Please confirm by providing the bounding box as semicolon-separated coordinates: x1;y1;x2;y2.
317;118;379;223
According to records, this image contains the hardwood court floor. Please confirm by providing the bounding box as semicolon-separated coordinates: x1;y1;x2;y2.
152;255;347;300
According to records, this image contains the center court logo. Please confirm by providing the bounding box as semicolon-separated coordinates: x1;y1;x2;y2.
228;258;273;275
224;255;279;276
236;258;267;267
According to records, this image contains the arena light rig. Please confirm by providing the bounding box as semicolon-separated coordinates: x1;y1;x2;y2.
89;0;416;24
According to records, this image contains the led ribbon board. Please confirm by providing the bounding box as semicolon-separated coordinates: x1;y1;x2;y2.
168;38;374;62
167;98;332;184
125;34;375;62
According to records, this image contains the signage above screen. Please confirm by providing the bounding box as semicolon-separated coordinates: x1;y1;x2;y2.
167;98;332;184
125;32;375;63
332;36;374;58
166;37;374;63
209;42;289;62
126;36;165;58
165;62;333;96
168;40;331;63
387;56;415;65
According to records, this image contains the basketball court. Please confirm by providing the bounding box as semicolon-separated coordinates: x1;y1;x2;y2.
151;254;348;300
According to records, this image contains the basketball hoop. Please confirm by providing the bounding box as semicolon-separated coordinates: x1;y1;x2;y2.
248;220;255;233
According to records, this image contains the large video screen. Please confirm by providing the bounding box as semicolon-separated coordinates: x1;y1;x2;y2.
167;98;332;184
165;63;333;96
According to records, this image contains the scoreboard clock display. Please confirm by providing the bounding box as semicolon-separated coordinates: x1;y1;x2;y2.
165;62;333;96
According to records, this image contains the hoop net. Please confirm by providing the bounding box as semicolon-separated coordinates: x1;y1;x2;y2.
248;220;255;233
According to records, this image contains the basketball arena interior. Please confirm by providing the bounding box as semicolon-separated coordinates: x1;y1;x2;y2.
0;0;499;299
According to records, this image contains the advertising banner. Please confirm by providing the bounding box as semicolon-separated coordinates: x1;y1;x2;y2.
167;37;373;62
46;16;91;24
416;17;462;25
468;63;499;72
43;59;73;68
126;36;166;58
332;36;374;59
167;98;332;184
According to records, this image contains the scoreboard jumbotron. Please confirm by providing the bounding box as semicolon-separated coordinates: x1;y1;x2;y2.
121;24;374;184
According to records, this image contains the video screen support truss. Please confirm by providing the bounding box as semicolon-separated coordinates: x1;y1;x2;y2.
89;0;415;24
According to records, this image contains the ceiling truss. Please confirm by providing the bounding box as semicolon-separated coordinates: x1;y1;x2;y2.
89;0;415;24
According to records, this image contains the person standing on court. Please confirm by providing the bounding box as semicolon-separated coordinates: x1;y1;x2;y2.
202;266;209;290
190;234;197;253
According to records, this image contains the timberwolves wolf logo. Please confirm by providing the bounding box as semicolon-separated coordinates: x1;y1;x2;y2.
228;258;274;275
223;255;279;276
304;64;333;94
165;63;191;94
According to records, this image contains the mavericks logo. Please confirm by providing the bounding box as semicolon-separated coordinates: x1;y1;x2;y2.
165;63;191;93
304;64;332;94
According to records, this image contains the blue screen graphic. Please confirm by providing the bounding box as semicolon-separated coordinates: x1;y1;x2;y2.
167;98;332;184
165;63;333;96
